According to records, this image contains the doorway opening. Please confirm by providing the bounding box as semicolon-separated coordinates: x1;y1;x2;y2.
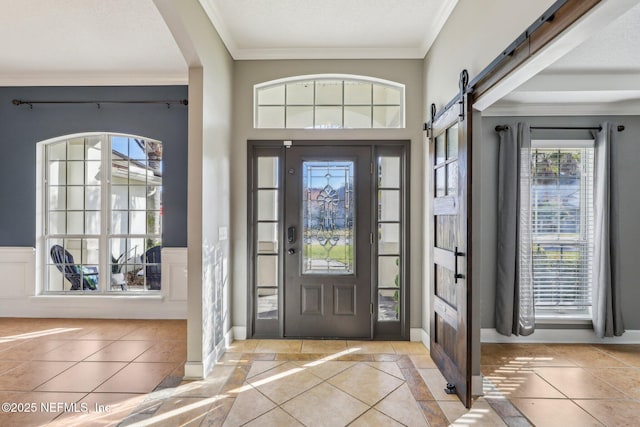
247;140;410;340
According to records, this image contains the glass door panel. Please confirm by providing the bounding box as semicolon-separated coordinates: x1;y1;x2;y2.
302;161;355;275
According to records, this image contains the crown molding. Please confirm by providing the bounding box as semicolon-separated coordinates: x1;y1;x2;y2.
419;0;458;58
0;73;188;87
232;47;426;60
198;0;238;56
199;0;455;60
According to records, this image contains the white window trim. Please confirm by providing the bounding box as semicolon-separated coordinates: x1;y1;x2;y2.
37;132;163;295
529;139;595;320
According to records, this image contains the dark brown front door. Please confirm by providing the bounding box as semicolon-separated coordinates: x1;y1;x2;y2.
429;95;472;407
284;145;372;338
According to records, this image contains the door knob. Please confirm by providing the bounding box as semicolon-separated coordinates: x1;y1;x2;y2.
288;248;295;255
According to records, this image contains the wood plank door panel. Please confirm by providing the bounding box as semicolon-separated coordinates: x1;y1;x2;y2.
429;93;472;408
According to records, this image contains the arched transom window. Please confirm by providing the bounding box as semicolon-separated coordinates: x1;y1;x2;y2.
254;75;405;129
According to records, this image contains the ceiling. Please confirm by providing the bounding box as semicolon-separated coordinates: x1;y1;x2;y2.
3;0;636;111
0;0;457;86
199;0;458;59
0;0;187;86
487;1;640;115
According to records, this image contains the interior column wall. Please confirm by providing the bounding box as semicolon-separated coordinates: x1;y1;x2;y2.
154;0;234;379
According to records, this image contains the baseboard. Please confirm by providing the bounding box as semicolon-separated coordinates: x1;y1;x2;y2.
472;375;484;396
224;326;235;347
481;328;640;344
183;361;204;380
232;326;247;340
410;327;430;350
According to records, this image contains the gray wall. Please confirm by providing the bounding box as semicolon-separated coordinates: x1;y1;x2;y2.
0;85;188;247
477;115;640;330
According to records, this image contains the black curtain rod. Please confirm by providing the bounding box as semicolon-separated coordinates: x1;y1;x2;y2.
11;99;188;109
495;125;625;132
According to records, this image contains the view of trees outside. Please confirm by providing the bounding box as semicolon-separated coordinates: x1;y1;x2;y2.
531;148;593;314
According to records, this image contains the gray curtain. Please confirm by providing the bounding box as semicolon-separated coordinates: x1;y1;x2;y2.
496;123;535;336
592;123;624;337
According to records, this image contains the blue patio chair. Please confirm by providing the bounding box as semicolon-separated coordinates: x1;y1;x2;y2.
144;246;162;290
50;245;98;290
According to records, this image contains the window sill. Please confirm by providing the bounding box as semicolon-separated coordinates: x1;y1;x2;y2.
31;294;164;302
535;316;592;325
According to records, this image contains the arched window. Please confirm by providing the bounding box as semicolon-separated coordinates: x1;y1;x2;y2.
41;133;162;293
254;74;405;129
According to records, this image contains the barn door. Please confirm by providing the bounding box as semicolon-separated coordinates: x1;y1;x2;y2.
429;72;472;407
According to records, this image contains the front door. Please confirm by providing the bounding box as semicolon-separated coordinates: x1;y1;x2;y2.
429;93;472;407
284;145;372;338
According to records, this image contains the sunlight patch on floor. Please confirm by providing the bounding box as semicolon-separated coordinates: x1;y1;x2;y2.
0;327;82;343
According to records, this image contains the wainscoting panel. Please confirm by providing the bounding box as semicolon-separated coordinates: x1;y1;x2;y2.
0;246;187;319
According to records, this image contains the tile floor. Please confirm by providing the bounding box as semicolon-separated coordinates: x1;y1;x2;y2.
0;318;186;427
0;318;638;426
481;343;640;427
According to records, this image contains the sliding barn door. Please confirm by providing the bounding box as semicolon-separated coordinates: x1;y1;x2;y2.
429;93;472;407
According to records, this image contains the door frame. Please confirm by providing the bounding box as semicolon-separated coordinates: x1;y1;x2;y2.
247;140;411;340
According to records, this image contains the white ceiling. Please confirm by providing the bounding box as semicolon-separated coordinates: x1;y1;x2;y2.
487;2;640;115
0;0;458;86
0;0;187;86
199;0;458;59
5;0;635;110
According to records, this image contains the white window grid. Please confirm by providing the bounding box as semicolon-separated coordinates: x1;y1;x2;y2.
43;133;162;294
530;140;594;318
254;75;405;129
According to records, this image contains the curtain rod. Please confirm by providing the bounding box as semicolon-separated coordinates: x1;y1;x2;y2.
495;125;625;132
11;99;188;109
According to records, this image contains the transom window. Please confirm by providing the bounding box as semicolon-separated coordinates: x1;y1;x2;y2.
43;133;162;293
254;75;405;129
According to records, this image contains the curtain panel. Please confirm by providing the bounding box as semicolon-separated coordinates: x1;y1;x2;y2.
496;123;535;336
592;122;625;337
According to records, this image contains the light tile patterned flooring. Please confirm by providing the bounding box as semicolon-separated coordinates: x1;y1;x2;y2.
482;343;640;426
0;319;638;426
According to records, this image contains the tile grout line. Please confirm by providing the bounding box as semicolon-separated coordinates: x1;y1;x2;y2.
273;354;403;426
481;377;534;427
224;351;434;427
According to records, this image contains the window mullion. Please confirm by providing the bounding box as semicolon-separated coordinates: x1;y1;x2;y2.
100;134;111;293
